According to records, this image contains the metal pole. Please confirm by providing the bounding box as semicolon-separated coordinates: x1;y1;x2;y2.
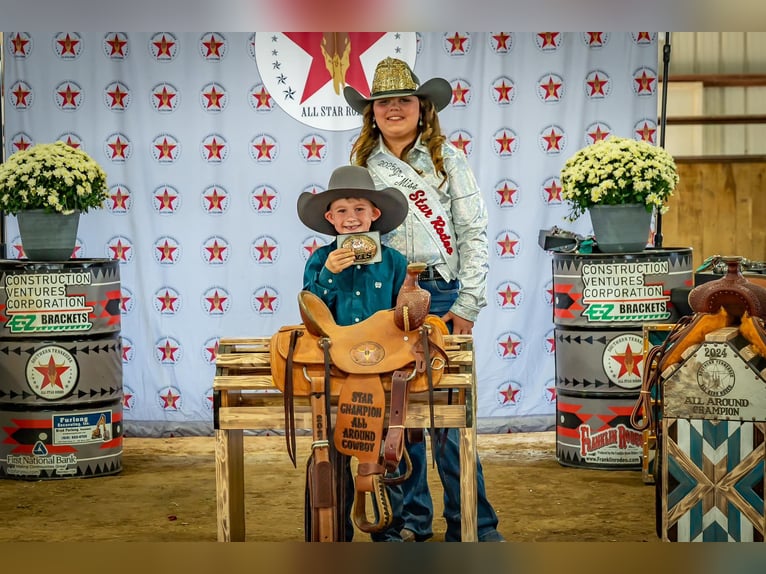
655;32;672;249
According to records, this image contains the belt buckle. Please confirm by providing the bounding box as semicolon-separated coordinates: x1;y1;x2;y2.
419;266;435;281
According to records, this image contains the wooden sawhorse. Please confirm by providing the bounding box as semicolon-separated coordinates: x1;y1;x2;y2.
213;334;478;542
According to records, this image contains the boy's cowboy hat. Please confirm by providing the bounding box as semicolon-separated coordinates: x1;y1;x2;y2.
343;57;452;114
297;165;408;236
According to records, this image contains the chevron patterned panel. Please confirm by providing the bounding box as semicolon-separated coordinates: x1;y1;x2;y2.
662;418;766;542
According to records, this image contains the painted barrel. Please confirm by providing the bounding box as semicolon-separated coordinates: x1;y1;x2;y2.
552;248;693;470
552;248;693;328
0;259;123;480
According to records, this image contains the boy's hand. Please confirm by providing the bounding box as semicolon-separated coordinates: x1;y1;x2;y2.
324;248;356;274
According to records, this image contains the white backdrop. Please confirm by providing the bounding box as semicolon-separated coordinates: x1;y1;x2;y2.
1;32;659;435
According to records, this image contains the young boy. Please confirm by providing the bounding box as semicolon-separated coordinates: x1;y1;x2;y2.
297;165;410;541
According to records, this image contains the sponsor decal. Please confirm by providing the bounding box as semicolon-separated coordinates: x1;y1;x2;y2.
602;333;645;389
202;337;220;364
150;82;180;112
543;329;556;355
252;235;280;264
119;287;135;315
152;134;181;163
488;32;513;53
540;176;563;205
200;82;228;112
584;121;612;145
201;236;230;264
104;132;132;162
107;183;133;214
632;32;656;45
299;133;328;162
582;32;610;47
536;73;565;102
149;33;179;62
538;124;566;154
201;133;228;162
252;286;280;315
449;130;474;157
26;345;78;400
495;331;524;360
492;128;518;157
251;185;280;214
535;32;562;51
249;133;278;162
543;378;556;404
496;380;522;406
57;132;82;150
490;76;515;105
8;32;33;57
199;32;227;61
495;280;523;310
248;83;274;112
157;386;183;409
123;385;136;410
493;178;520;208
120;336;135;363
450;78;471;107
634;118;658;144
495;231;521;259
10;132;34;154
53;32;82;59
632;66;658;96
104;80;131;111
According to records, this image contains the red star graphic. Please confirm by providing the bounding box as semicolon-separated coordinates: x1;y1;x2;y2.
451;82;469;104
63;136;81;149
157;241;177;262
204;188;225;210
541;77;562;99
546;287;554;305
205;240;227;261
155;188;177;211
546;334;556;352
122;391;133;408
57;33;80;55
154;86;176;109
203;86;224;109
34;356;70;389
252;87;272;109
538;32;559;47
546;386;557;402
254;188;276;210
498;384;520;405
153;35;175;57
256;290;276;311
543;129;563;151
587;32;603;45
159;342;179;362
499;285;520;306
587;73;607;96
304;239;322;257
450;134;471;154
108;85;128;107
205;341;219;362
499;336;520;357
253;137;275;160
497;235;518;256
12;85;31;106
206;290;228;311
11;33;29;55
636;32;652;42
636;122;657;142
255;240;276;261
496;183;517;205
120;293;132;312
494;81;513;102
588;125;610;143
160;388;180;408
492;32;510;50
14;138;32;152
109;239;131;261
446;32;467;53
204;137;225;160
58;84;80;107
108;137;128;159
303;137;325;159
121;343;132;361
157;290;178;312
495;131;515;153
110;187;129;209
611;345;642;378
106;34;127;56
284;33;385;103
202;34;223;57
155;138;177;160
544;180;563;201
635;71;656;93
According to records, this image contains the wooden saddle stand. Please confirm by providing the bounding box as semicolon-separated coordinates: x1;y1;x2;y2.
270;264;449;542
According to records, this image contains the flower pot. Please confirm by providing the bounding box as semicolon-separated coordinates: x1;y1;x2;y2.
588;203;652;253
16;209;81;261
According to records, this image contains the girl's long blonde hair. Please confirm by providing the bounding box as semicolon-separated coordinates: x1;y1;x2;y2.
349;97;449;188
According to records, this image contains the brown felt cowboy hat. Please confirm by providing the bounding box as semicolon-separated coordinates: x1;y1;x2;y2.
297;165;408;236
343;57;452;114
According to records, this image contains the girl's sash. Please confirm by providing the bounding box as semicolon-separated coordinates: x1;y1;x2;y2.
368;154;459;278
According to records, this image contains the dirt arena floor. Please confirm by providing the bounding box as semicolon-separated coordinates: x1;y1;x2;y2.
0;431;661;543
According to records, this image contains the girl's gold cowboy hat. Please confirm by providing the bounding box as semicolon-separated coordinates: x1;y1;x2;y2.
343;57;452;114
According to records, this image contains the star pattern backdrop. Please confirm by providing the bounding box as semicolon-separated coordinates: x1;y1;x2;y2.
1;32;659;435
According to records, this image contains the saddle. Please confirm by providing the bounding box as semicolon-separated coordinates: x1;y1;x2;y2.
270;267;448;540
631;256;766;433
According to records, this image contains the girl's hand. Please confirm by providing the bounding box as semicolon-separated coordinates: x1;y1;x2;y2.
324;248;356;274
